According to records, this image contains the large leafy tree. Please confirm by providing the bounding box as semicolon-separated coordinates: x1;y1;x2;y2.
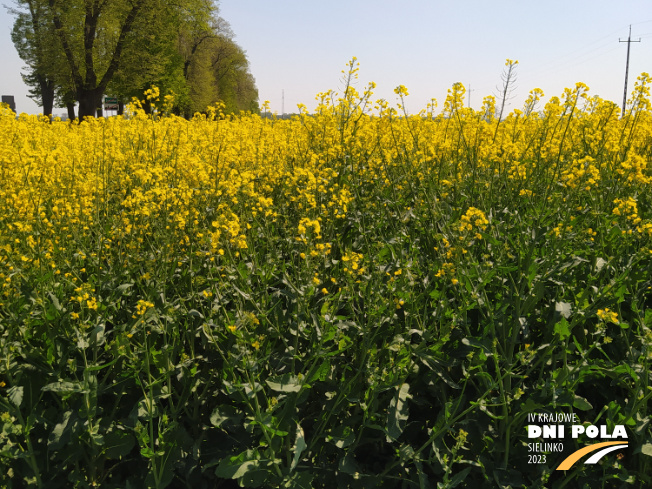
10;0;60;117
104;0;218;115
180;17;259;117
10;0;258;118
45;0;155;118
209;35;259;114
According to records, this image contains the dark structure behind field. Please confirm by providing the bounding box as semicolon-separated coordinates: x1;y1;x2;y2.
1;95;16;112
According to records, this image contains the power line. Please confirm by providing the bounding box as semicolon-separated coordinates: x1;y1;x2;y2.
526;26;626;77
521;21;648;83
620;25;641;115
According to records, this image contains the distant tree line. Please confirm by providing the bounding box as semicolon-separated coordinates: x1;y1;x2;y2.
9;0;259;119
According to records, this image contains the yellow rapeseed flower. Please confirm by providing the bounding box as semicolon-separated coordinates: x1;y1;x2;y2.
597;308;619;324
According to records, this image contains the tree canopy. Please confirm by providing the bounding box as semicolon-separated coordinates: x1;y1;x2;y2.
9;0;259;118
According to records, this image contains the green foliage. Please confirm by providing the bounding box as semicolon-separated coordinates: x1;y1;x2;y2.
178;16;259;117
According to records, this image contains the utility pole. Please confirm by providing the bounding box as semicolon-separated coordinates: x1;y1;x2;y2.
467;84;475;108
282;89;285;118
620;25;641;115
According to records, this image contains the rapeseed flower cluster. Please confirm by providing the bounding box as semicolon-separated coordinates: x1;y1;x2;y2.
597;308;619;324
458;207;489;240
341;252;364;275
611;197;652;235
134;300;155;317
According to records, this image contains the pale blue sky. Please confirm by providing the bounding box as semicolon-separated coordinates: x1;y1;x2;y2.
2;1;652;116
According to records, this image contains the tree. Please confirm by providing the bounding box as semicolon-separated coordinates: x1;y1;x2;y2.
10;0;59;117
193;29;259;115
172;0;223;116
45;0;155;118
234;70;260;113
9;0;258;118
176;11;258;117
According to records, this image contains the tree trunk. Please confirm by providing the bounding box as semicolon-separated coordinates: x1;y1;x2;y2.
50;0;144;119
66;102;76;121
78;89;103;119
39;75;55;119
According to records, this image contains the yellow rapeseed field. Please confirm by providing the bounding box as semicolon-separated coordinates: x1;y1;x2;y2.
1;73;651;296
1;63;652;488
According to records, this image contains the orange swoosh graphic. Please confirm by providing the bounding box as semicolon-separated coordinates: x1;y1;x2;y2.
556;441;628;470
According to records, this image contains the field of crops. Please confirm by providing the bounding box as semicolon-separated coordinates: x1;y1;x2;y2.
1;65;652;488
